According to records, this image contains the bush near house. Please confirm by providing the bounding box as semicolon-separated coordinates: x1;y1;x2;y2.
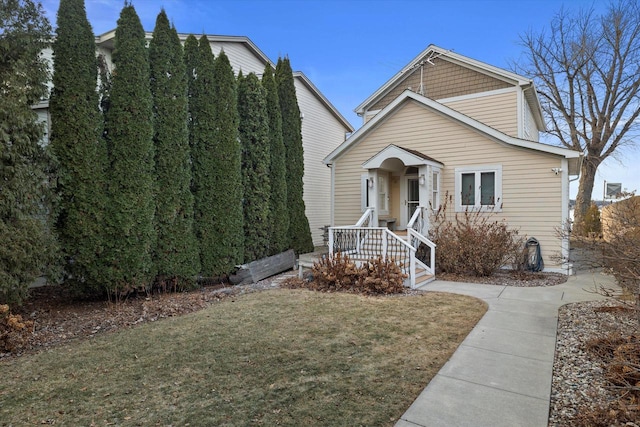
0;304;33;353
582;203;602;236
0;0;59;306
429;195;522;277
286;252;406;295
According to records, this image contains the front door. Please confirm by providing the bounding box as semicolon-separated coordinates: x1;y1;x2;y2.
407;177;419;222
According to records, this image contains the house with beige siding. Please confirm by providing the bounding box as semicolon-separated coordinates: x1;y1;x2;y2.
323;45;582;285
35;30;354;247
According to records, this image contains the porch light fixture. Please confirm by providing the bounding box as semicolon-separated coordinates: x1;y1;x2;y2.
368;178;374;188
419;174;426;186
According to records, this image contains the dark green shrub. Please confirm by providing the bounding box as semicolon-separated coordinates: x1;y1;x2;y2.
275;57;313;254
582;203;602;236
238;72;271;262
149;10;199;288
50;0;108;296
262;65;289;255
0;0;58;305
103;4;156;294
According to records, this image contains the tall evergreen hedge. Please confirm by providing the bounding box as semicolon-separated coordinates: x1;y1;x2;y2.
275;57;314;254
238;72;271;262
103;4;156;292
189;37;243;277
49;0;108;295
149;10;199;287
262;65;289;255
0;0;58;305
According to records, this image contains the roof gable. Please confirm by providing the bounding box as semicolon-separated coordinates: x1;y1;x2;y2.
355;44;544;130
362;144;443;169
325;90;581;174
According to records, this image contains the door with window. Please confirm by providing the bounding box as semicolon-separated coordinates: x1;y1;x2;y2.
407;177;419;221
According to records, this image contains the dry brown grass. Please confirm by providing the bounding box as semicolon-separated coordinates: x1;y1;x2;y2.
0;289;486;426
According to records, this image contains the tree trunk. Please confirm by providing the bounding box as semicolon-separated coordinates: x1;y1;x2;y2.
573;158;600;235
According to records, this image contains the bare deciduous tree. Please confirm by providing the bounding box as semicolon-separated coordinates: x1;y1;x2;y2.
517;1;640;233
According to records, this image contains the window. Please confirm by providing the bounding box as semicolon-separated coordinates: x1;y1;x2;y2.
378;175;389;214
360;174;370;211
455;165;502;212
431;170;440;210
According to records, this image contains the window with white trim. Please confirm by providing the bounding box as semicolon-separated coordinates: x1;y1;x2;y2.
360;174;370;211
431;170;440;210
454;165;502;212
378;174;389;215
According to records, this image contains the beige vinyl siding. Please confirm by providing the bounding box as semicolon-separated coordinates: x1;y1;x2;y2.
334;100;566;268
442;90;518;137
370;57;511;113
295;79;349;246
522;98;539;141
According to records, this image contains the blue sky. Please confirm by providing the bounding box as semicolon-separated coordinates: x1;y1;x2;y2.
40;0;637;199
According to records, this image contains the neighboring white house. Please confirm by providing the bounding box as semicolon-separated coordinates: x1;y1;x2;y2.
35;30;354;247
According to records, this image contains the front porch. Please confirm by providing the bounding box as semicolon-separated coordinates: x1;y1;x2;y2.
328;206;436;289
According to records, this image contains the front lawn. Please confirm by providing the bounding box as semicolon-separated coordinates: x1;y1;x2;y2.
1;289;486;426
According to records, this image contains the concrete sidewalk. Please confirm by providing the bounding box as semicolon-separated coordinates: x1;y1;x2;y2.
396;269;617;427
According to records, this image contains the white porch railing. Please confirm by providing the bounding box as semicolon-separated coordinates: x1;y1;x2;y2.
355;207;375;227
407;206;436;276
328;226;417;288
328;206;436;289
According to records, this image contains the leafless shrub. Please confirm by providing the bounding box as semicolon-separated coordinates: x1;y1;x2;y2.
283;252;407;295
429;194;522;277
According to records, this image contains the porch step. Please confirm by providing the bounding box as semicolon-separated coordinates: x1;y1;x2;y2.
415;273;435;286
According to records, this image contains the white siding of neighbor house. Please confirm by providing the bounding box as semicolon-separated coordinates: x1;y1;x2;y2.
40;33;351;250
441;90;518;138
333;100;566;269
207;41;266;76
295;79;348;246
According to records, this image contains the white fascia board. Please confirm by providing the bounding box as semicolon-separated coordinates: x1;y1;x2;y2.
293;71;354;132
96;28;274;68
326;89;582;165
324;91;413;164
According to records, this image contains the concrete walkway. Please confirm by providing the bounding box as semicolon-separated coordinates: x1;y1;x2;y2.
396;269;617;427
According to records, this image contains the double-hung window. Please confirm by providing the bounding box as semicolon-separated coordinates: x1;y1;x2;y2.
454;165;502;212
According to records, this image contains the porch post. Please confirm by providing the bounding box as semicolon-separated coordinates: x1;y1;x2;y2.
368;170;379;226
418;165;430;233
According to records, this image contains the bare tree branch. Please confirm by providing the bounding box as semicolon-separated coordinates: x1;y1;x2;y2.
516;1;640;234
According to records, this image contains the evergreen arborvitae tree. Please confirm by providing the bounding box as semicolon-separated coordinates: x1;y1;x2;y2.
238;72;271;262
275;57;314;254
262;65;289;255
0;0;58;305
189;38;243;276
189;36;217;276
211;50;243;270
149;10;199;288
49;0;108;295
104;4;155;293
